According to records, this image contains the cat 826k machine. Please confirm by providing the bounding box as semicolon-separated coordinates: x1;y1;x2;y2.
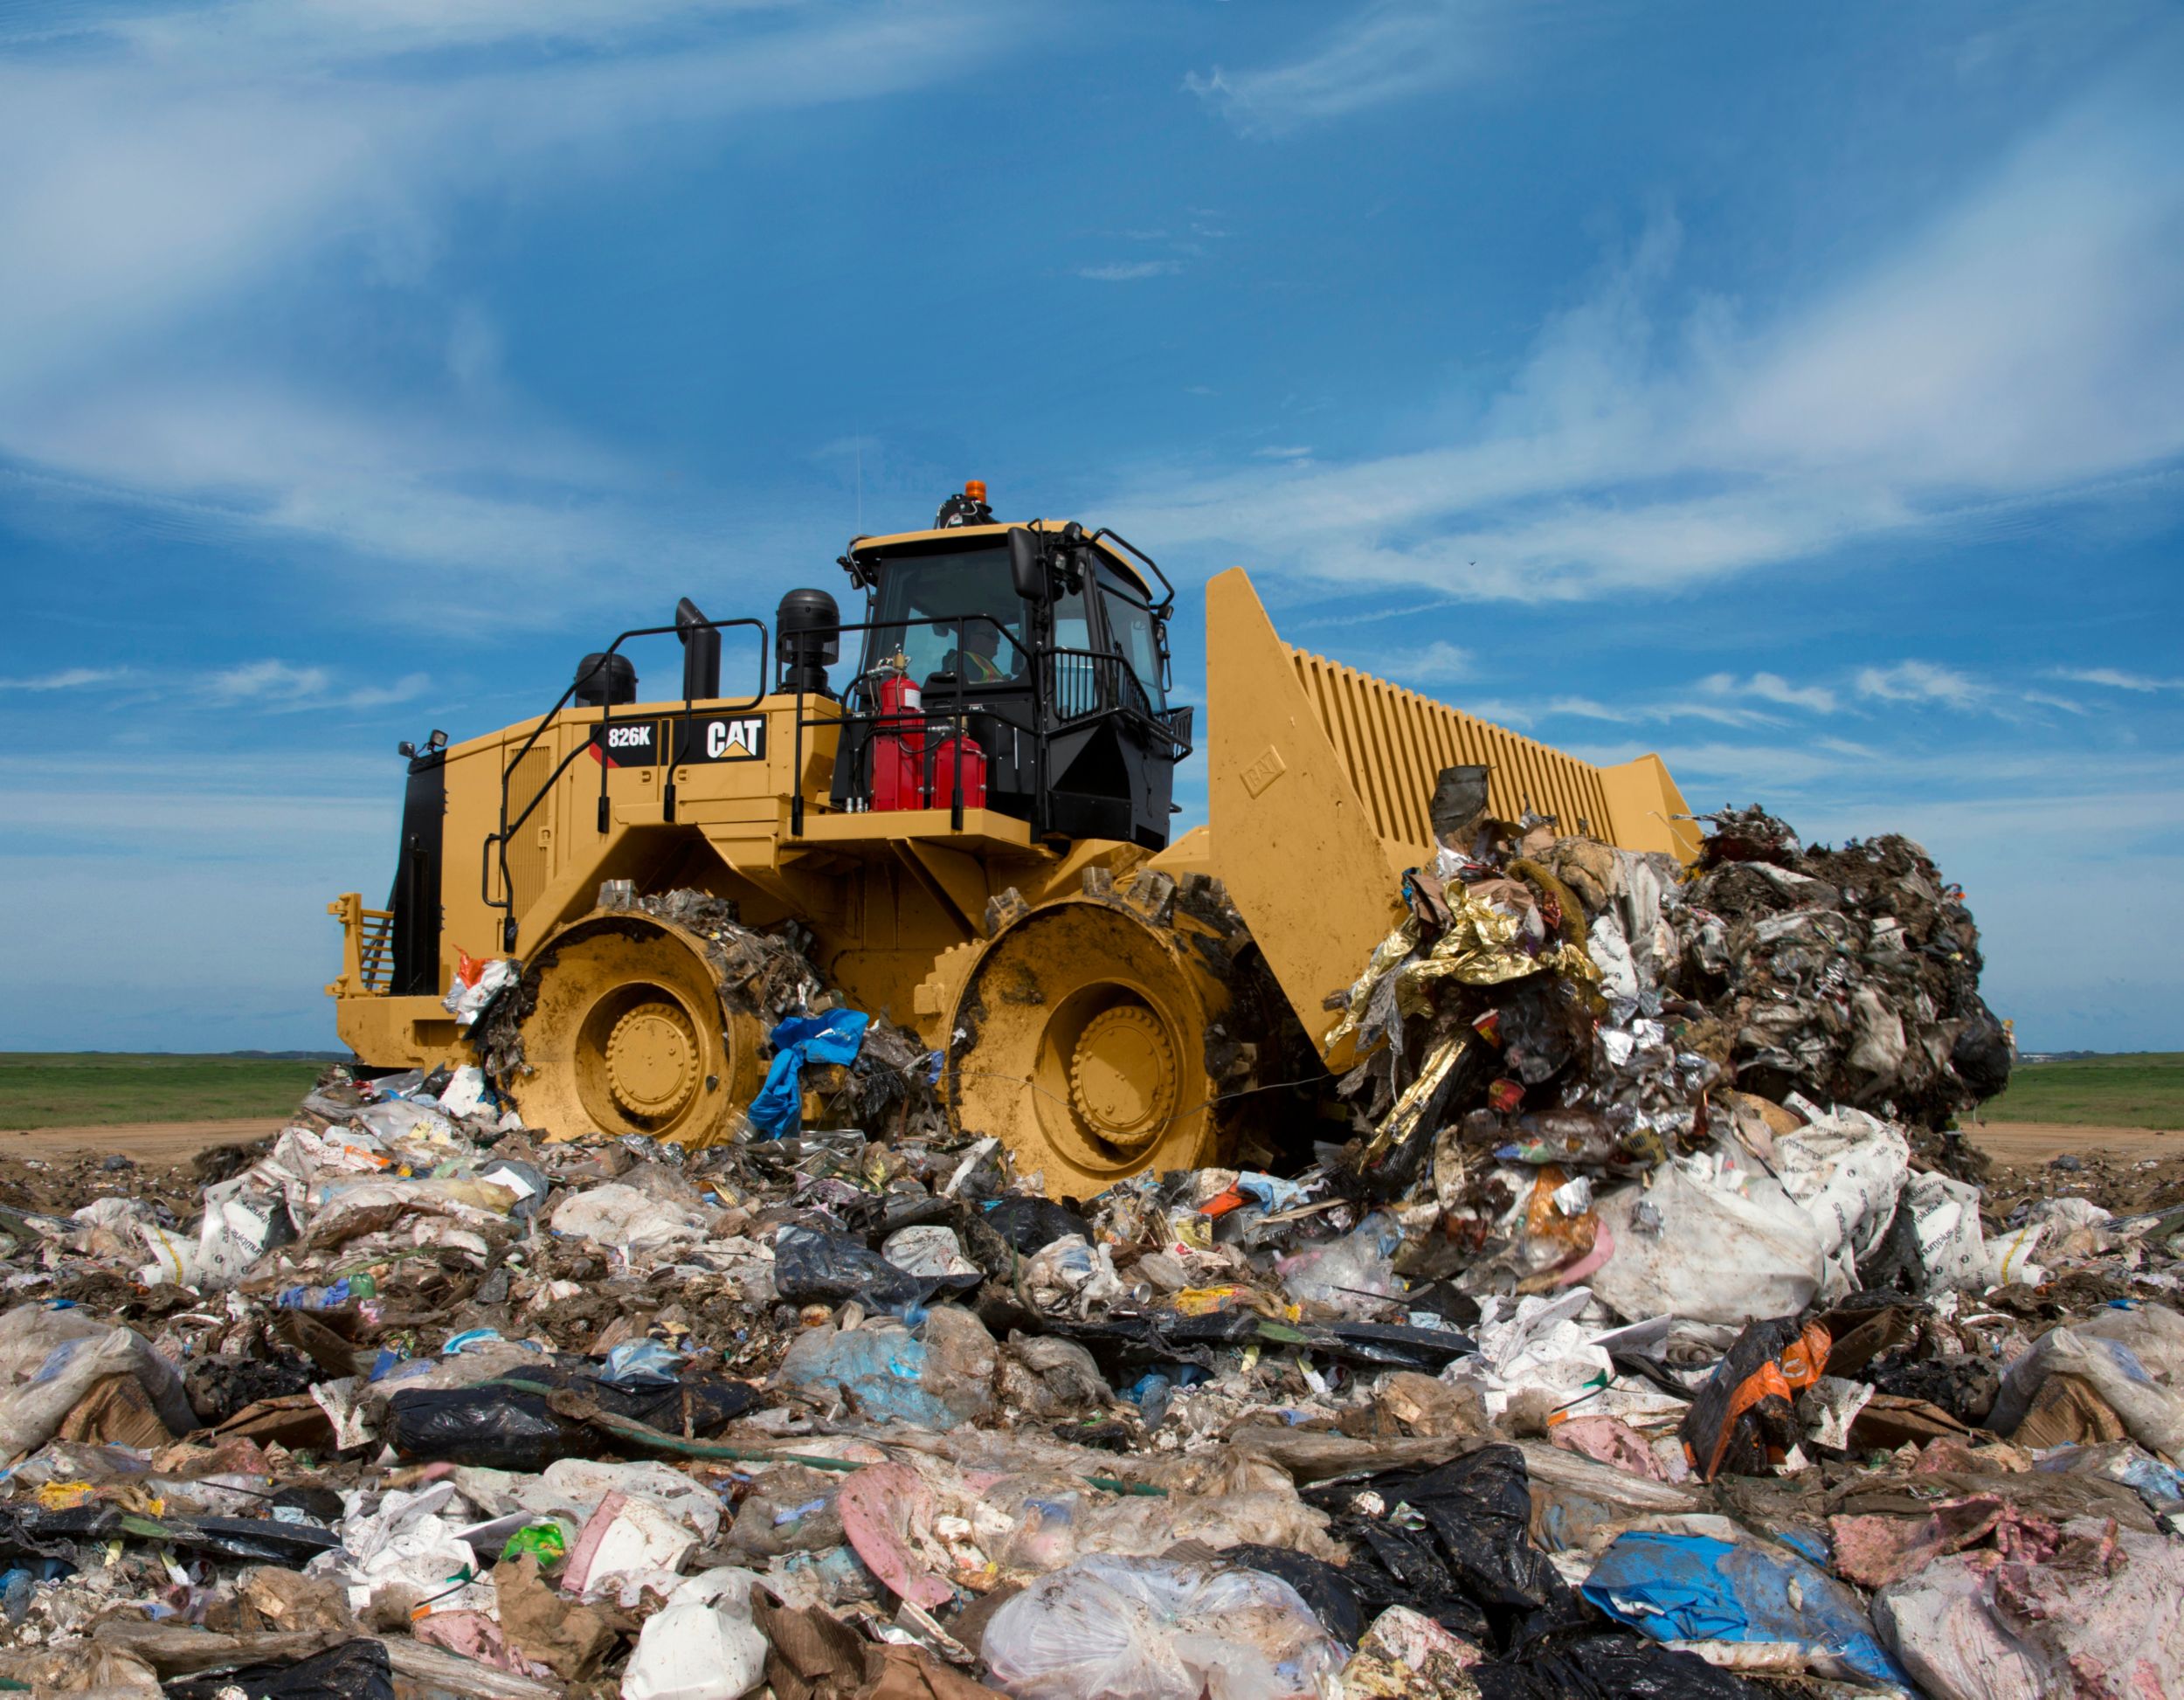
328;483;1697;1193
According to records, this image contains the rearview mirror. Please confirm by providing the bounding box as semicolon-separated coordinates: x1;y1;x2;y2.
1008;528;1047;603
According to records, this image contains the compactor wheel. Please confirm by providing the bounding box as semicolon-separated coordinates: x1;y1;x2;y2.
507;914;764;1145
945;899;1234;1195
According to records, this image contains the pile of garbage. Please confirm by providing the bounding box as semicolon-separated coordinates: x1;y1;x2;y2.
4;791;2183;1700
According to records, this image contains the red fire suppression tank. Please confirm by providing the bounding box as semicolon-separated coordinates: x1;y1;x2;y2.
930;730;988;812
868;659;927;812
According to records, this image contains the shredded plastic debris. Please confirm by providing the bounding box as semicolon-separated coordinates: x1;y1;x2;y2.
3;791;2177;1700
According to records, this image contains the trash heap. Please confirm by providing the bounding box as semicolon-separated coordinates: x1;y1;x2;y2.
4;794;2183;1700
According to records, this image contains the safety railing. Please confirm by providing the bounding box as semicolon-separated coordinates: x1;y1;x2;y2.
1042;649;1193;759
328;894;396;995
486;616;767;950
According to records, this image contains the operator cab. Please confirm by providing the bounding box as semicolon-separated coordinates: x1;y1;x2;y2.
819;483;1191;848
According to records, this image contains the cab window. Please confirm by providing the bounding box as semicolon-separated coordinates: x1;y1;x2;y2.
1095;563;1166;710
864;548;1028;684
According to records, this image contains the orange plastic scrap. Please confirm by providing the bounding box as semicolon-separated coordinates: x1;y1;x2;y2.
1688;1320;1833;1482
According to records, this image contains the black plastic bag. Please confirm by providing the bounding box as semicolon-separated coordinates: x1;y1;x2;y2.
0;1504;336;1566
775;1224;978;1315
172;1639;394;1700
1496;975;1594;1085
980;1197;1091;1255
1302;1445;1584;1652
1474;1630;1763;1699
390;1365;758;1469
1225;1544;1365;1647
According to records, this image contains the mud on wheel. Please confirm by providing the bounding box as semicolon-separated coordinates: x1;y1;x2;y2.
496;912;765;1144
945;868;1321;1197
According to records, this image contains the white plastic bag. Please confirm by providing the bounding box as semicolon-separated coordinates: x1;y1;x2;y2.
1989;1304;2184;1457
0;1304;197;1458
1901;1171;1987;1292
1277;1214;1404;1317
622;1596;766;1700
549;1183;708;1252
1590;1152;1825;1324
980;1553;1344;1700
1770;1103;1908;1299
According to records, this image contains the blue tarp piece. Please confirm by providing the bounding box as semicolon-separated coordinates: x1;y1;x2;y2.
748;1008;870;1138
1580;1531;1911;1688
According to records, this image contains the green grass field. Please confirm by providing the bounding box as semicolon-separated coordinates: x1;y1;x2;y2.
0;1053;332;1129
1983;1052;2184;1130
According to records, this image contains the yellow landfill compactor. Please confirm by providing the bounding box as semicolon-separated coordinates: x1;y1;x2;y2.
328;485;1696;1192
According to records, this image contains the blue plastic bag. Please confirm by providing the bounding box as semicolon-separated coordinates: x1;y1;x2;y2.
1581;1531;1910;1688
748;1009;870;1138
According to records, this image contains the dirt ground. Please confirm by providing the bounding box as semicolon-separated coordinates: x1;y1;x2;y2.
1966;1120;2181;1164
0;1117;285;1163
3;1114;2171;1169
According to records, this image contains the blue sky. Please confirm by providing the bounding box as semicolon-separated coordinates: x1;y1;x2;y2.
2;0;2180;1054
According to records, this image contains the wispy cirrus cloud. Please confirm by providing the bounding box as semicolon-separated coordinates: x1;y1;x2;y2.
1856;660;1987;709
1699;671;1839;714
1076;259;1185;283
0;667;128;692
171;659;433;715
2051;666;2184;691
1125;53;2184;605
1373;639;1472;685
1185;0;1500;137
0;1;1009;602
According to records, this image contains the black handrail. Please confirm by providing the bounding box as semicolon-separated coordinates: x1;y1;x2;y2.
489;616;766;950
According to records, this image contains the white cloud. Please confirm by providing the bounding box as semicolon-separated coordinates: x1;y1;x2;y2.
1254;446;1314;460
1460;698;1535;729
2051;666;2184;691
0;2;1007;595
1185;1;1493;136
1544;695;1632;722
0;667;125;691
2017;688;2090;715
1855;660;1986;708
1372;639;1472;684
206;660;332;703
343;673;432;711
1699;670;1839;714
1076;260;1184;282
193;659;431;713
1116;67;2184;603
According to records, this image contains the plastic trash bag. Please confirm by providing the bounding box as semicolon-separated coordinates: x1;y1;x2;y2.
1470;1631;1766;1699
1277;1214;1404;1316
1987;1303;2184;1458
748;1009;870;1138
389;1365;757;1469
1302;1445;1584;1651
771;1305;995;1427
550;1183;709;1251
1678;1316;1829;1481
1873;1518;2184;1700
775;1225;978;1316
1588;1151;1825;1325
623;1590;768;1700
1580;1531;1910;1688
979;1552;1344;1700
169;1639;394;1700
880;1225;979;1280
0;1304;197;1458
980;1197;1091;1254
1767;1102;1908;1298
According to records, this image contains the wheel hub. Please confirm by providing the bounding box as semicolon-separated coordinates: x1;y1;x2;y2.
603;1000;699;1119
1067;1005;1178;1148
